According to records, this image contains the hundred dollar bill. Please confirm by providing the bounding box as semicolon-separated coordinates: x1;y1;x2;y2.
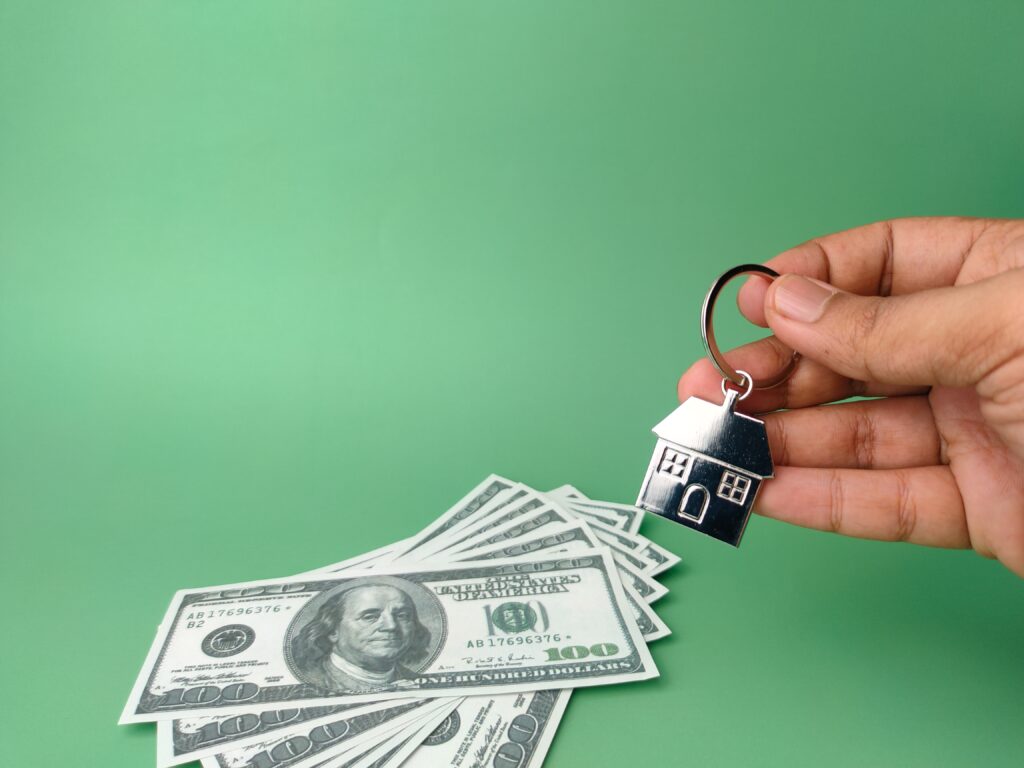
159;531;454;767
546;484;588;500
567;500;644;535
636;540;680;577
157;701;404;767
408;489;551;561
457;519;667;604
335;499;665;602
387;475;517;562
121;550;657;723
580;518;660;573
547;486;650;536
402;690;571;768
443;521;670;639
442;507;577;558
424;497;610;563
582;517;680;576
423;493;647;575
325;699;463;768
302;540;414;578
199;700;440;768
444;521;598;563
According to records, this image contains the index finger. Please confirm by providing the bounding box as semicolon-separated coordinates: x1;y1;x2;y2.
737;216;993;326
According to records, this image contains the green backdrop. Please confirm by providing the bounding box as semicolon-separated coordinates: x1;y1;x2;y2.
1;2;1022;766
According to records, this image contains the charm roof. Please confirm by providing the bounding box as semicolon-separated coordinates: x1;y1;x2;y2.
652;396;774;478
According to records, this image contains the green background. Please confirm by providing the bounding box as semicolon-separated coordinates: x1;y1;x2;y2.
1;1;1022;765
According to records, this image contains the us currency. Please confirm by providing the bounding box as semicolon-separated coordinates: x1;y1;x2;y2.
157;499;663;765
304;540;415;578
545;484;587;500
441;507;578;558
406;488;553;562
564;499;645;535
157;701;406;767
416;490;676;584
442;521;670;641
323;699;463;768
131;476;675;768
386;475;518;562
157;537;451;768
457;519;667;604
198;700;442;768
121;550;658;724
414;493;610;563
405;496;668;602
547;486;655;539
401;690;571;768
581;516;681;576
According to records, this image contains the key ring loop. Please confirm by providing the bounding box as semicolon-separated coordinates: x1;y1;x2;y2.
701;264;799;391
721;368;755;401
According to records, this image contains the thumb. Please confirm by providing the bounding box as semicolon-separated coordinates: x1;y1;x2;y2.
763;271;1024;388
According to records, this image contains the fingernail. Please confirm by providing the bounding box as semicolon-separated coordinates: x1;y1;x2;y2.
772;275;837;323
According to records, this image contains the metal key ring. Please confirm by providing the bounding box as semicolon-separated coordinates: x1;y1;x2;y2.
701;264;799;393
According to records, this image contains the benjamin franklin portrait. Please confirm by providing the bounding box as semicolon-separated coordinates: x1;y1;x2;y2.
288;577;442;693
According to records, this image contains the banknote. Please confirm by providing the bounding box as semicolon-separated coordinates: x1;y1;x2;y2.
324;699;463;768
454;519;667;603
444;521;599;563
422;493;673;583
567;499;644;535
304;541;414;578
198;700;440;768
124;476;677;768
387;475;517;561
442;522;669;640
409;490;552;561
348;514;670;640
582;517;681;576
159;515;601;765
157;701;404;767
159;532;457;766
442;507;577;557
401;690;571;768
121;550;657;723
545;484;587;500
417;492;620;563
636;539;682;577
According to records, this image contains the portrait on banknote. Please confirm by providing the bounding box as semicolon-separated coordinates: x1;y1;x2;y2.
286;576;445;693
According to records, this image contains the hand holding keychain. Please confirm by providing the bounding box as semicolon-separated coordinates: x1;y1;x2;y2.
637;265;798;546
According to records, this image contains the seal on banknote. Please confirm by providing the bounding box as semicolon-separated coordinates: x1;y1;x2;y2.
200;624;256;658
285;576;445;693
423;709;461;746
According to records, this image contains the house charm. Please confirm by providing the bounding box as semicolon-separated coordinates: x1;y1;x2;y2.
636;388;773;547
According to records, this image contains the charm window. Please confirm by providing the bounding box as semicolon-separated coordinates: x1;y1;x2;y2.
658;447;690;478
717;471;751;505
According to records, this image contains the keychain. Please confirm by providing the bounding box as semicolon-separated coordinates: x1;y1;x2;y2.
636;265;798;546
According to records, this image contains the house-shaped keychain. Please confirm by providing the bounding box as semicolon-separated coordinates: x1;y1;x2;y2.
636;388;773;546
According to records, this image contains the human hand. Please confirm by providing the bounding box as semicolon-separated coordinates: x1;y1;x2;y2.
677;218;1024;576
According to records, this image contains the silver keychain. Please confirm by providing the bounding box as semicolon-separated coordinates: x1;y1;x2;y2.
636;265;798;546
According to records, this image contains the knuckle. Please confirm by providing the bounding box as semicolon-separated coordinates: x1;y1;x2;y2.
827;470;845;534
848;408;877;469
773;416;791;466
893;470;918;542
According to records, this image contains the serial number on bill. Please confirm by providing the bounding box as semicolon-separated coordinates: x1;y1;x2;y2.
186;606;283;621
467;634;562;648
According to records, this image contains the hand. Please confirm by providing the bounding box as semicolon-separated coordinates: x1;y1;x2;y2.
677;218;1024;576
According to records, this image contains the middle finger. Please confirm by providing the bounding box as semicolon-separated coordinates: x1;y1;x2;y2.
677;335;927;412
762;396;941;470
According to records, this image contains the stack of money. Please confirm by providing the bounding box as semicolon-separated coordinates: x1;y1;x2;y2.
120;475;679;768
